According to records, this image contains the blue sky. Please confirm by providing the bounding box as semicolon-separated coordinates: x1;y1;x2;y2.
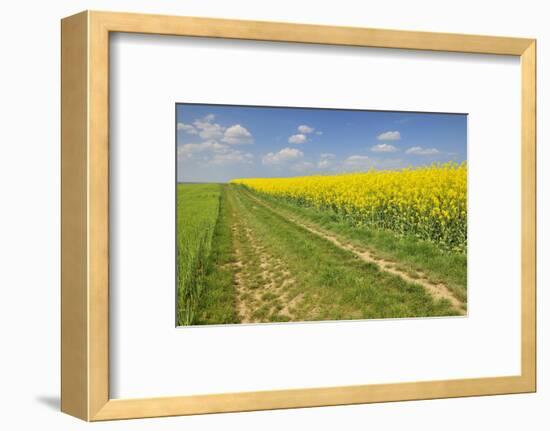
176;104;467;183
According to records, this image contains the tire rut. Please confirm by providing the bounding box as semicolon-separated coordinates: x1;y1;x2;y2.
228;191;303;323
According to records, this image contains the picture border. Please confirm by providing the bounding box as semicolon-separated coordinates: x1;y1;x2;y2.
61;10;536;421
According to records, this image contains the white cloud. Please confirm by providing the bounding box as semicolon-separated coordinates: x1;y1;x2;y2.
317;153;335;169
297;124;314;134
405;146;440;155
345;155;370;164
193;115;225;140
222;124;253;145
377;130;401;141
371;143;398;153
315;131;323;135
182;115;254;144
178;114;256;168
178;140;252;165
288;133;307;144
343;155;371;170
317;159;331;169
262;147;304;165
285;125;317;144
177;122;197;134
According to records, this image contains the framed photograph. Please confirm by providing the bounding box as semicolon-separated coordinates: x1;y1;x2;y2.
61;11;536;421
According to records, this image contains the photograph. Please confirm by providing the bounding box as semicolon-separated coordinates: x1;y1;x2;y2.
176;104;467;326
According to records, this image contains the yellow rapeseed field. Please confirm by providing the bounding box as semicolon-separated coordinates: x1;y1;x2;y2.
231;162;467;252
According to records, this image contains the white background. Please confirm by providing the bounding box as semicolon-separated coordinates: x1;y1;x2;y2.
0;0;546;429
111;33;521;398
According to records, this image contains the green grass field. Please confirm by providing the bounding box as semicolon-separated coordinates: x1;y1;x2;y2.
177;183;467;326
176;183;221;325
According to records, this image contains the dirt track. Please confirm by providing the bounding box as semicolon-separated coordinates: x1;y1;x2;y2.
241;189;465;314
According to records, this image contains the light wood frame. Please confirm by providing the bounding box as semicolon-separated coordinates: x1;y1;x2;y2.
61;10;537;421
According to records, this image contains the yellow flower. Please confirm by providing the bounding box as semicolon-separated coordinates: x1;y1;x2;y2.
231;162;467;251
